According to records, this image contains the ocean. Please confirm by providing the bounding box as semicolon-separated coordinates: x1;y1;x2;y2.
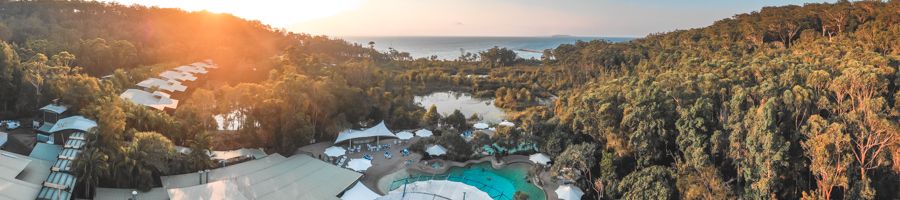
342;36;634;60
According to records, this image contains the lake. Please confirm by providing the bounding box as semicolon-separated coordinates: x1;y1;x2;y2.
414;91;506;123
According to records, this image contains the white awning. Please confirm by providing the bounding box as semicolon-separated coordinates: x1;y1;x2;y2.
39;104;68;114
347;159;372;172
137;78;188;92
48;116;97;133
426;145;447;156
473;123;489;129
414;129;433;138
555;184;584;200
325;146;347;157
120;89;179;110
395;131;414;140
334;121;396;144
341;182;381;200
159;70;198;81
529;153;551;165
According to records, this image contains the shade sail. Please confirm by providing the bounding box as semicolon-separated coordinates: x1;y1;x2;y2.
414;129;433;138
529;153;551;165
555;184;584;200
48;116;97;133
499;121;515;127
426;145;447;156
325;146;347;157
341;182;381;200
395;131;414;140
335;121;396;144
348;159;372;172
473;123;489;129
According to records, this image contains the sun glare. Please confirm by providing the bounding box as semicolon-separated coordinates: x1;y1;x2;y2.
111;0;364;28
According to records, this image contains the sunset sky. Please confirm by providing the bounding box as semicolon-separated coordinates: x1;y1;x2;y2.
108;0;833;37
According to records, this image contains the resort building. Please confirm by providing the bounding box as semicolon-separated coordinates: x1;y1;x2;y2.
136;78;188;93
173;65;208;74
159;70;198;82
120;89;180;111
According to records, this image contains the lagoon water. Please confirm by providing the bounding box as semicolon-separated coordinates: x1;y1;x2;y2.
414;91;506;123
343;36;633;60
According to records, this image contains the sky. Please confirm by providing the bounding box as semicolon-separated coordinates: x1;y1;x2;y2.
107;0;833;37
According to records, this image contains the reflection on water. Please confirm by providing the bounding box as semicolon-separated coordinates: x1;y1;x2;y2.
414;91;507;123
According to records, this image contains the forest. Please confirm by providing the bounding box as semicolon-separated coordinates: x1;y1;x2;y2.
0;0;898;199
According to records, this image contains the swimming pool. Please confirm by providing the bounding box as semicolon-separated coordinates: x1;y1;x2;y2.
389;162;545;200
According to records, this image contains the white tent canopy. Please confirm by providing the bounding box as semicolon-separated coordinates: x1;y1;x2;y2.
347;159;372;172
529;153;552;165
426;145;447;156
473;123;489;129
325;146;347;157
334;121;396;144
414;129;433;138
396;131;414;140
499;121;515;127
341;181;381;200
48;116;97;133
555;184;584;200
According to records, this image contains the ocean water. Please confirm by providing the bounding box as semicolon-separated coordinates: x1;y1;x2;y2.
343;36;634;60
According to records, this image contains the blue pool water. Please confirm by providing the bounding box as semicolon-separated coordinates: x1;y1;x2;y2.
391;162;545;200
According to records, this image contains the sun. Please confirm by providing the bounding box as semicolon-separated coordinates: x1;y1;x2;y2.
109;0;364;28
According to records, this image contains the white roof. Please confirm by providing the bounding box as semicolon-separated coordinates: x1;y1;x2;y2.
395;131;414;140
174;65;208;74
414;129;433;138
39;104;69;114
120;89;179;110
499;121;515;127
473;123;489;129
341;182;381;200
529;153;551;165
426;145;447;156
165;154;362;200
555;184;584;200
48;116;97;133
159;70;198;81
0;176;41;200
192;62;217;69
95;187;169;200
210;148;267;161
162;154;288;189
137;78;188;92
325;146;347;157
168;180;249;200
0;151;31;179
335;121;396;144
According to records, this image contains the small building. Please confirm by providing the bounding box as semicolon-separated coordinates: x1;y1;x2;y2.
159;70;198;82
120;89;180;111
137;78;189;93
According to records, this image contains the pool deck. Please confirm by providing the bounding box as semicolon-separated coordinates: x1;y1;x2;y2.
297;139;563;200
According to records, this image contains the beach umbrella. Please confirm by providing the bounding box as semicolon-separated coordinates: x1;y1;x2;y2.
555;185;584;200
415;129;433;138
473;123;489;129
499;121;515;127
426;145;447;156
341;182;382;200
325;146;347;157
529;153;551;165
348;158;372;172
396;131;414;140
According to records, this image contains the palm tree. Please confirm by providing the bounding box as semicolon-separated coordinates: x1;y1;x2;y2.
72;147;109;198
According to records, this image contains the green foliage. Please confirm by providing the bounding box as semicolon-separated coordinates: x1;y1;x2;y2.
616;166;677;200
444;109;467;130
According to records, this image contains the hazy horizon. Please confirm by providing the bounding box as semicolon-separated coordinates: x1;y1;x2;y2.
105;0;834;37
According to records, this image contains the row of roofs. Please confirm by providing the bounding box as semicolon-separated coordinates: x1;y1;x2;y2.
120;60;217;111
1;102;95;200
